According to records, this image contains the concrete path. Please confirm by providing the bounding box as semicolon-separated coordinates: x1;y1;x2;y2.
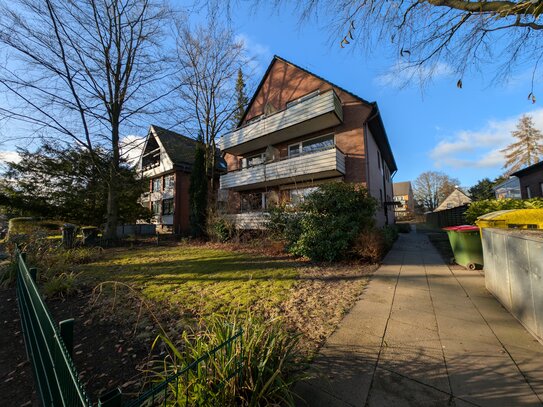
297;229;543;406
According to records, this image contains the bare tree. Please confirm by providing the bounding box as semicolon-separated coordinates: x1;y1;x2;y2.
413;171;459;211
174;19;248;189
211;0;543;92
501;114;543;174
0;0;177;240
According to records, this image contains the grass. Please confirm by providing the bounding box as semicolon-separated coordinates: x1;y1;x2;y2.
77;245;299;316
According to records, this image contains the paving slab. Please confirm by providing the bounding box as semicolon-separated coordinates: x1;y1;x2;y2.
296;230;543;406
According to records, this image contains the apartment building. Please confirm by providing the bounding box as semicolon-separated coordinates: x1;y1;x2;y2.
218;56;397;228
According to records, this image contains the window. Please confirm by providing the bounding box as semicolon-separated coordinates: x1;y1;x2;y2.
164;174;175;189
152;178;161;192
152;201;161;215
240;192;264;212
286;90;320;108
377;151;382;171
246;153;265;168
526;186;532;198
288;143;300;157
162;198;174;215
289;134;334;157
289;187;318;206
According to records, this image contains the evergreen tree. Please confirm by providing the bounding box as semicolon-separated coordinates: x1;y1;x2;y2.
232;68;249;129
468;178;495;201
189;134;208;237
501;115;543;174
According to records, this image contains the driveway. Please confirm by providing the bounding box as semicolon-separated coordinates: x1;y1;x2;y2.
297;229;543;406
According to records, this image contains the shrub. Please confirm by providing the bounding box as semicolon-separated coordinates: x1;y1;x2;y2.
382;225;399;249
395;223;411;233
150;313;302;406
8;217;64;236
289;183;376;262
353;229;386;263
208;215;236;243
267;206;303;251
465;198;543;224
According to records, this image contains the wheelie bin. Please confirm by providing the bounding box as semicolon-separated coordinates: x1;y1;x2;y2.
442;225;484;270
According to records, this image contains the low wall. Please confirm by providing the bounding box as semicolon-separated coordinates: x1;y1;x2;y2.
116;224;156;237
482;228;543;343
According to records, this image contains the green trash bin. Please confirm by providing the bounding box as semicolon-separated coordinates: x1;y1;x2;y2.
442;225;484;270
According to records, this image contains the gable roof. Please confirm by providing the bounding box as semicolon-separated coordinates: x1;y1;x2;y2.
434;188;472;212
238;55;373;127
238;55;397;173
393;182;412;196
150;125;198;167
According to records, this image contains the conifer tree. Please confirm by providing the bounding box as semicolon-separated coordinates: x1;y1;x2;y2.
232;68;248;129
502;115;543;174
189;134;208;237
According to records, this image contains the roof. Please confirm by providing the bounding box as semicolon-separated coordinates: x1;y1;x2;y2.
150;125;198;167
393;181;412;196
146;125;227;172
434;188;472;212
511;161;543;177
238;55;397;173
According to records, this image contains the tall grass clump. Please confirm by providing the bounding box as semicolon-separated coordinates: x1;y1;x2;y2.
148;313;303;406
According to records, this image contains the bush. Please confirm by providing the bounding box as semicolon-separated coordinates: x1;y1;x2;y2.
8;217;64;236
353;229;386;263
289;183;376;262
465;198;543;224
268;206;303;251
395;223;411;233
382;225;399;249
150;313;302;406
208;215;236;243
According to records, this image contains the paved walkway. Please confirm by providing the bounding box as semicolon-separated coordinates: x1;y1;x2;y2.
297;229;543;406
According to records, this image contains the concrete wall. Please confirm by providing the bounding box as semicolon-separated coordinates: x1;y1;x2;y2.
482;228;543;343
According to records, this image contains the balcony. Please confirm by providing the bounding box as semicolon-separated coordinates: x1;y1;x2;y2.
218;90;343;155
220;146;346;191
223;212;269;230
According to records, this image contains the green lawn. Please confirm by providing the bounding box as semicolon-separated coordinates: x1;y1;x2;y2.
78;245;299;316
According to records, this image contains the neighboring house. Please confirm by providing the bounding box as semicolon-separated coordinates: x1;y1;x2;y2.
511;162;543;199
393;181;414;219
493;176;521;199
434;188;472;212
139;125;226;234
217;55;397;228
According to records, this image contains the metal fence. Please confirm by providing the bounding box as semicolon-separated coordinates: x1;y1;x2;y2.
15;247;243;407
15;247;93;407
425;205;469;229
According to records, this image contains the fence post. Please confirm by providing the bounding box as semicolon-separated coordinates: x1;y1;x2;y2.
59;319;74;357
29;267;37;283
98;388;122;407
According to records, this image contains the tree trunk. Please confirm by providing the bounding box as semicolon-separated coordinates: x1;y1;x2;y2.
103;121;121;242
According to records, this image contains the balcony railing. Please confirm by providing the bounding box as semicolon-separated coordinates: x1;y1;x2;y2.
218;90;343;155
220;145;345;191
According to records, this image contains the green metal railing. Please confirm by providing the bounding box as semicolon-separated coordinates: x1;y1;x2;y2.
126;329;243;407
15;247;244;407
15;247;93;407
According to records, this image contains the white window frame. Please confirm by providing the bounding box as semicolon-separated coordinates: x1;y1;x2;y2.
288;133;335;157
164;174;175;190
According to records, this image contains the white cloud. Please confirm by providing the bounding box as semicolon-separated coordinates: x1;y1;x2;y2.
0;150;20;167
430;108;543;169
235;33;272;76
120;135;146;166
375;61;453;88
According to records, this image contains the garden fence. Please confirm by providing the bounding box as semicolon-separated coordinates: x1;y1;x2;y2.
425;205;469;229
15;247;243;407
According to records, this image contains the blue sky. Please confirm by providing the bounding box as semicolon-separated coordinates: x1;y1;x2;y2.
1;1;542;188
223;2;543;187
